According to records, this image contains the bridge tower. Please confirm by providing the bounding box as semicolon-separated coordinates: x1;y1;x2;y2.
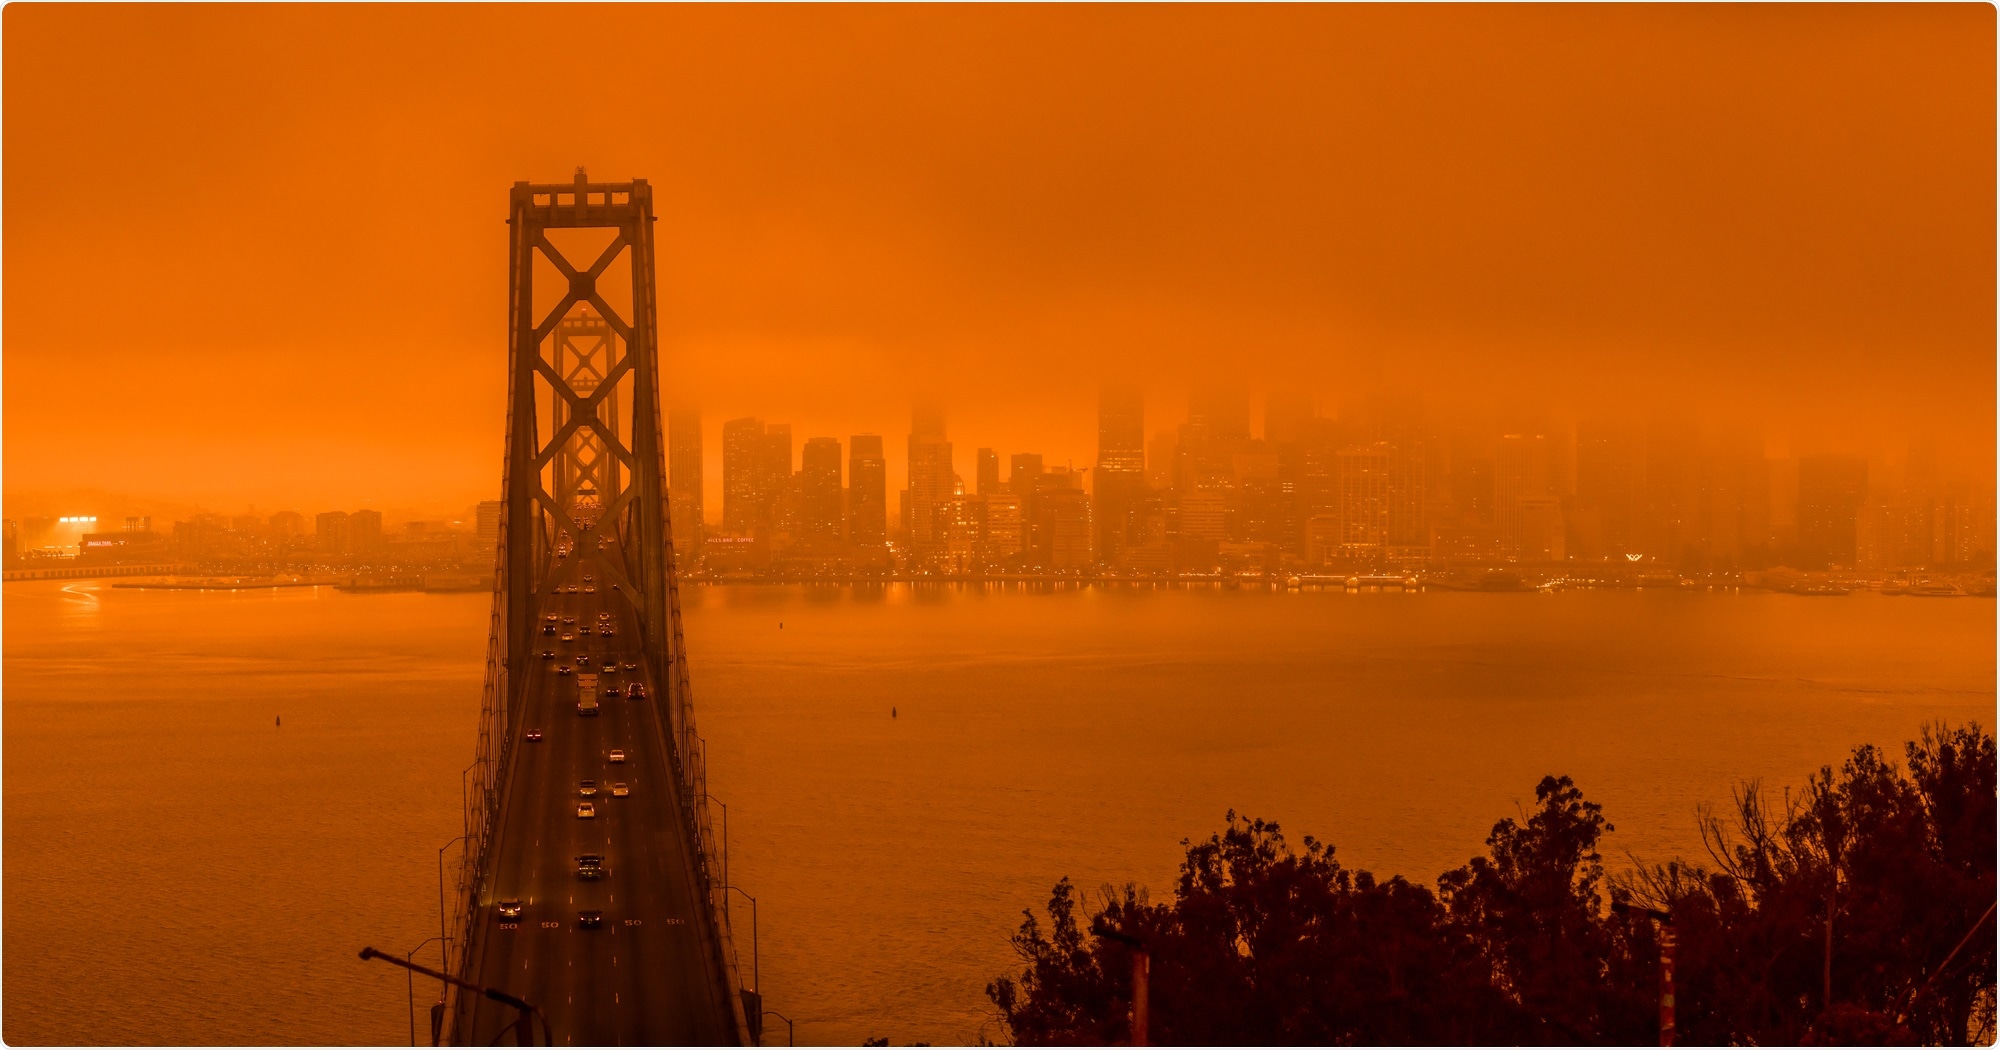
447;172;749;1045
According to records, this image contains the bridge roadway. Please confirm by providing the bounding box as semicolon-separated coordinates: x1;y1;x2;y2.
459;545;736;1045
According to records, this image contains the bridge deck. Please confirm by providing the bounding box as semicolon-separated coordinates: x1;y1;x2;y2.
458;544;736;1045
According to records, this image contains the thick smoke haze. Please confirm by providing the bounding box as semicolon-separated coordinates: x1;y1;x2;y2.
4;4;1992;519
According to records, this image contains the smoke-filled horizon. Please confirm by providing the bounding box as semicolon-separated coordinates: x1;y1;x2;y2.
5;5;1993;516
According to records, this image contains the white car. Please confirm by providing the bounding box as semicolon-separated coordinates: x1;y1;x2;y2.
576;801;596;819
607;749;627;764
610;783;630;798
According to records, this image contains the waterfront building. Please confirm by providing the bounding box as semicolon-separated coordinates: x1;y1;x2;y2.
800;437;844;540
1797;454;1868;570
848;435;887;547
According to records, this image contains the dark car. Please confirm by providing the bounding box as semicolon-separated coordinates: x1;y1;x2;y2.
497;898;524;919
557;665;572;676
578;910;603;929
541;650;555;659
524;728;544;742
627;683;646;700
603;684;623;699
576;854;606;879
542;624;556;635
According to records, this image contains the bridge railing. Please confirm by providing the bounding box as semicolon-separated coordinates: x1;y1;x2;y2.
442;476;519;1044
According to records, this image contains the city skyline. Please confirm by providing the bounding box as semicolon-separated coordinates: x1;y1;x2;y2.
15;387;1992;580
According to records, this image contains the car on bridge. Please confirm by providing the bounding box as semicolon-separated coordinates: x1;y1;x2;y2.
542;623;556;635
584;586;596;593
497;898;524;919
603;683;623;699
610;782;630;797
576;854;606;879
578;779;598;797
541;650;555;659
608;749;626;764
576;801;596;819
561;632;575;642
562;616;576;624
524;728;544;742
578;910;603;929
557;665;572;676
627;683;646;700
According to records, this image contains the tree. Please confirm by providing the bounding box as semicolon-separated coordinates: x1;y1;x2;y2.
990;725;1996;1046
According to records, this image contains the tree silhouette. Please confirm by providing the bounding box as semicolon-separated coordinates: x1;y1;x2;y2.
990;724;1996;1046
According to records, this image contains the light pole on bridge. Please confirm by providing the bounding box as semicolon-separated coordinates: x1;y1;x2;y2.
404;936;445;1047
437;833;470;1010
699;792;728;895
725;885;758;994
761;1009;795;1047
360;947;550;1047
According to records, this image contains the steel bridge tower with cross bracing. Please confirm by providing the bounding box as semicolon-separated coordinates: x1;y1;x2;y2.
441;172;755;1045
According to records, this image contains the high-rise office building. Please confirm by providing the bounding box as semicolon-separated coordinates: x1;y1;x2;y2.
848;435;888;546
350;509;383;553
1334;443;1392;555
1574;422;1641;560
764;424;795;533
315;510;351;555
983;492;1024;564
1797;454;1867;569
475;501;503;547
1096;386;1146;562
976;448;1000;496
722;417;766;534
907;406;954;551
668;409;705;556
1010;452;1045;556
800;437;844;540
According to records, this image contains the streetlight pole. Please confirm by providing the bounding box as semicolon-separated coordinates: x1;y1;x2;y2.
699;792;728;895
1613;901;1675;1046
761;1009;795;1046
725;885;758;993
1091;920;1149;1047
359;946;550;1047
405;936;445;1046
438;834;469;1009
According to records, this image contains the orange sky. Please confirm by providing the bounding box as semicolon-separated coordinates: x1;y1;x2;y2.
4;4;1993;520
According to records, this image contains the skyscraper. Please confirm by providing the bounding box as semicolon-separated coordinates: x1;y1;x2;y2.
907;405;953;553
668;409;705;557
976;448;1000;496
1574;421;1641;560
1495;433;1554;558
475;501;503;548
1095;386;1146;562
1797;454;1868;570
349;509;383;553
799;437;844;540
721;417;765;534
848;435;887;547
764;423;794;533
315;510;350;555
